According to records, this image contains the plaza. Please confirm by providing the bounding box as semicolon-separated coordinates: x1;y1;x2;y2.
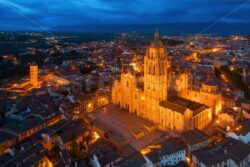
88;104;166;151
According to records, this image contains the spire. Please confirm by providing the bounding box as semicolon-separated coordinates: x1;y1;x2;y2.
154;28;159;40
150;29;163;48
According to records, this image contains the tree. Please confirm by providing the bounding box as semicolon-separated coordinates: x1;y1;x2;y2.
219;66;250;99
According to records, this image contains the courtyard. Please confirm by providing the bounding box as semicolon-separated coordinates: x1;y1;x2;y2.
88;104;167;151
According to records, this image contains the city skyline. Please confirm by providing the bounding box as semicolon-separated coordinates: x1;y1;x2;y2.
0;1;250;167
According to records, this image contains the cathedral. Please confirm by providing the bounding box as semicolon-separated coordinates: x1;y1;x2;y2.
112;31;221;132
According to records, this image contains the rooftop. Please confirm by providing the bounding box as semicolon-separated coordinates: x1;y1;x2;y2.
160;100;187;114
116;153;146;167
0;131;17;143
160;96;207;115
159;138;185;156
229;119;250;136
89;138;121;166
193;138;250;166
180;129;209;145
57;120;88;143
150;30;164;48
0;143;46;167
169;96;205;111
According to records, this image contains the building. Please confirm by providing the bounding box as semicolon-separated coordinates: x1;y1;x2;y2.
0;131;17;156
217;108;240;129
222;92;236;109
30;63;39;87
137;138;186;167
0;108;62;147
0;143;53;167
226;119;250;144
213;58;228;69
5;64;40;92
177;81;222;116
56;120;89;150
112;31;213;132
180;129;210;154
192;138;250;167
90;139;123;167
150;138;186;167
116;153;148;167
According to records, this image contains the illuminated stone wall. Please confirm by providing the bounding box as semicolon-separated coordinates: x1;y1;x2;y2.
111;31;213;132
30;65;39;87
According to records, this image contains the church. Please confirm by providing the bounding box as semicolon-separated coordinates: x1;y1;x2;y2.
111;31;216;132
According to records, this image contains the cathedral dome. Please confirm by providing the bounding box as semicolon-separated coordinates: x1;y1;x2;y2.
150;30;164;48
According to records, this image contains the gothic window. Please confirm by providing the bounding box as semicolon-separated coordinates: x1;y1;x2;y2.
153;66;155;75
151;52;153;58
126;81;129;87
148;65;151;74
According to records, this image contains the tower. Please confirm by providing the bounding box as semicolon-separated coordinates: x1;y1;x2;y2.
143;30;168;123
30;63;38;87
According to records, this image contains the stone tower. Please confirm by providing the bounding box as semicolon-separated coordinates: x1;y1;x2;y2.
30;63;38;87
143;30;168;123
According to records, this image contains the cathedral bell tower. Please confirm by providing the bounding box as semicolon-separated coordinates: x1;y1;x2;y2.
143;30;168;123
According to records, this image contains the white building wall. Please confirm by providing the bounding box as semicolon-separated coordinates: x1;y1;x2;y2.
160;150;185;166
226;132;250;144
240;133;250;144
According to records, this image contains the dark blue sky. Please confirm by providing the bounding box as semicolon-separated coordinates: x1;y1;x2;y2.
0;0;250;31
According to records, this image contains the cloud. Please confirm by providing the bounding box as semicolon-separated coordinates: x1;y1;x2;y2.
0;0;249;30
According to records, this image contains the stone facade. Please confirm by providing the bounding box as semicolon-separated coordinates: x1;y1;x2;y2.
111;31;215;132
30;64;39;87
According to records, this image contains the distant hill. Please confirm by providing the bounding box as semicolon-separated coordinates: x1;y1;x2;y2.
51;22;250;35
